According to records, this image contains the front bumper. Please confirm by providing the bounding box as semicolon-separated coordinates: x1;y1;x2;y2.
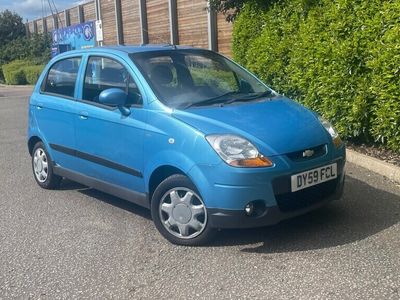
208;173;344;229
188;144;346;229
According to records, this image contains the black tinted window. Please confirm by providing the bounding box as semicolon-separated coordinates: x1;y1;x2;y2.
83;56;142;106
42;57;81;98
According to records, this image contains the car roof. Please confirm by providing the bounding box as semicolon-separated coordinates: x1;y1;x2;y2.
59;44;202;56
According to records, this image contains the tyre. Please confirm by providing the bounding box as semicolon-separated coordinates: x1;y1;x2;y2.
32;141;62;189
151;174;216;246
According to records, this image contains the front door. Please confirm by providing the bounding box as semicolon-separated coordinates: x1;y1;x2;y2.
73;55;147;193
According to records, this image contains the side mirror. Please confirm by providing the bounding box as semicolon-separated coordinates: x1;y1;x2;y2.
98;88;130;116
99;88;127;106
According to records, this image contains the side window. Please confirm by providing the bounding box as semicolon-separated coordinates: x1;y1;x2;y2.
83;56;142;106
42;57;81;98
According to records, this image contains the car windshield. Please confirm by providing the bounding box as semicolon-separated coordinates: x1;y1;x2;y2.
130;49;272;109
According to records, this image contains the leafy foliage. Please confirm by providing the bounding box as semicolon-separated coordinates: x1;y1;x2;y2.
2;60;44;85
0;33;51;82
209;0;248;21
232;0;400;151
24;65;45;85
0;33;51;66
367;1;400;151
0;10;51;82
208;0;273;21
2;60;29;85
0;10;25;45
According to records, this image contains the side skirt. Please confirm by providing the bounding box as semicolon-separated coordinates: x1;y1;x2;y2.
53;166;150;209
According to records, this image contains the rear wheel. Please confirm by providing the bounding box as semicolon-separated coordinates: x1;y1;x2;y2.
32;142;62;189
151;174;216;246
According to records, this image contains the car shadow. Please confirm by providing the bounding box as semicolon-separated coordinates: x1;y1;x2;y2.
210;176;400;252
58;179;87;191
59;179;152;220
58;176;400;251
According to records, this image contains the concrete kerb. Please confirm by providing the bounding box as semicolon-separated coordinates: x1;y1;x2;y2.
346;149;400;184
0;84;34;88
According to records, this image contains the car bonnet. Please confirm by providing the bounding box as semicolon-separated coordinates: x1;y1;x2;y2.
172;97;330;157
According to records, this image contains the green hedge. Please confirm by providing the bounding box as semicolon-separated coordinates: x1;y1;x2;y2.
8;69;26;85
233;0;400;151
2;60;44;85
24;65;44;85
2;60;29;85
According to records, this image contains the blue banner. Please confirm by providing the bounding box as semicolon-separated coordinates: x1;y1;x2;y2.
51;21;96;57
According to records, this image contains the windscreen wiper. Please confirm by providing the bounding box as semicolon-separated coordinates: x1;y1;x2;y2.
222;90;275;105
182;91;243;109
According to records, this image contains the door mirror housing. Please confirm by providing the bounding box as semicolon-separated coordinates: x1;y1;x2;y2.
98;88;131;116
99;88;128;107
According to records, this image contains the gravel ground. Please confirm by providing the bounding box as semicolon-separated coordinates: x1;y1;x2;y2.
0;86;399;299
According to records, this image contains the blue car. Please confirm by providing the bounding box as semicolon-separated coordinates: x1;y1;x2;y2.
28;45;345;245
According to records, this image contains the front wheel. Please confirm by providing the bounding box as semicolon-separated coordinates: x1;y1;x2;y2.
151;174;216;246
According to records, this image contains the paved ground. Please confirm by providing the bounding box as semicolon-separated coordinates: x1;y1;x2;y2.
0;85;399;299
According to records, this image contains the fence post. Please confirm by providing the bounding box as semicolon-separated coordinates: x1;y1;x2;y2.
114;0;124;45
207;8;218;51
64;9;71;27
53;14;59;29
78;5;84;23
168;0;178;45
139;0;149;44
25;22;30;38
33;20;38;34
42;17;48;34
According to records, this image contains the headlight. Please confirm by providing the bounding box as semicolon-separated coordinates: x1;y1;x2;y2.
319;117;342;147
206;134;273;168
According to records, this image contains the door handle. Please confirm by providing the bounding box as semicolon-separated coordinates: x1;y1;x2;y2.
36;103;43;110
79;111;89;120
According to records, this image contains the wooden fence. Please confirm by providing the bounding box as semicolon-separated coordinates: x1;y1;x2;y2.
26;0;233;57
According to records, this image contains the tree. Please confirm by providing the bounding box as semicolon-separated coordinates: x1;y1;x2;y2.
0;34;51;66
208;0;248;21
208;0;271;22
0;10;26;44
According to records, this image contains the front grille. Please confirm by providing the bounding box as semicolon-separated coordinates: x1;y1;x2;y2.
274;178;338;212
286;144;327;162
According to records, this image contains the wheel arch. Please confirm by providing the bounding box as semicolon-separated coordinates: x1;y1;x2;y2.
148;165;185;201
28;136;42;156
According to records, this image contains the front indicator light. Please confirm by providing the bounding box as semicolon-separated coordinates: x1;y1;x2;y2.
230;155;273;168
333;136;342;148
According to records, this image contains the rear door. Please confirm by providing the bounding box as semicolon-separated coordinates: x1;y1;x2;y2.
73;54;147;193
32;56;82;169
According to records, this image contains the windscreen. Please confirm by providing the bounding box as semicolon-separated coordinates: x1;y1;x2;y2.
130;50;270;109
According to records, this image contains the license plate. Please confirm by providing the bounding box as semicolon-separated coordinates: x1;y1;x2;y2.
291;163;337;192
